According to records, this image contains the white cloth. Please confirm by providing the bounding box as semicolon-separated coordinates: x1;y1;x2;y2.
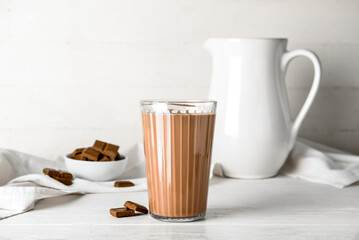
211;138;359;188
1;139;359;220
281;139;359;188
0;144;147;219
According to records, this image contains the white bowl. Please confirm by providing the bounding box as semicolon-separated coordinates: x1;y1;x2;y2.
64;154;128;181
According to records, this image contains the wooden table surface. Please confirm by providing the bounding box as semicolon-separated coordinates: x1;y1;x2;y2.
1;176;359;239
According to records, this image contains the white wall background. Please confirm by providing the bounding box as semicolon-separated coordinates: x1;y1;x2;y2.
0;0;358;159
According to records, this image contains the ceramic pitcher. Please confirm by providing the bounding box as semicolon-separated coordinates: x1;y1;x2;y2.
205;38;321;178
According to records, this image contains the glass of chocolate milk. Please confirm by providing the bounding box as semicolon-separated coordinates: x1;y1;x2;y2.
141;100;216;222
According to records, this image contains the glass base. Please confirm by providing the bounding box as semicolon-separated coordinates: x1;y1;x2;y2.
150;212;206;222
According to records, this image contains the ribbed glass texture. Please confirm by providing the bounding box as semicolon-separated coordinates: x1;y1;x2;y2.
141;100;216;222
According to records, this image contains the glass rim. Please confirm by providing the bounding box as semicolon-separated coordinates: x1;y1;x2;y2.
140;99;217;105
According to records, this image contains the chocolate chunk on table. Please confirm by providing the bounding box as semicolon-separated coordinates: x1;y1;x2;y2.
124;201;148;214
109;207;135;218
43;168;60;177
82;148;101;161
114;181;135;187
52;176;73;186
103;143;119;160
43;168;73;185
43;168;73;180
60;172;74;180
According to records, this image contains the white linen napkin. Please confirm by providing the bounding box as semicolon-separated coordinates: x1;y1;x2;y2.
211;138;359;188
280;138;359;188
0;144;147;220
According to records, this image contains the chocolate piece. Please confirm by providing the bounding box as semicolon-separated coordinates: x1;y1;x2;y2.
43;168;60;177
43;168;73;180
60;172;74;180
70;140;121;162
70;148;85;159
114;181;135;187
124;201;148;214
82;148;101;161
109;207;135;218
93;140;107;152
73;154;84;160
103;143;119;160
99;155;110;162
43;168;73;185
52;176;73;186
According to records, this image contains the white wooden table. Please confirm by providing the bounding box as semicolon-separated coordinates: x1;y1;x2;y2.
1;176;359;239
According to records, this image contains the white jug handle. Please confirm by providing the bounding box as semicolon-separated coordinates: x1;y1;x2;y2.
281;49;321;147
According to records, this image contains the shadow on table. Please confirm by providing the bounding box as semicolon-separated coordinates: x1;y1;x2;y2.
35;193;84;210
209;176;228;186
347;181;359;188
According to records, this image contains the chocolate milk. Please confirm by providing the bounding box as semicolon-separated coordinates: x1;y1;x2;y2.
142;113;215;219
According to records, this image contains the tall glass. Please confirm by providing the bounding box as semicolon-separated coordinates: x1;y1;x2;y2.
141;100;216;222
